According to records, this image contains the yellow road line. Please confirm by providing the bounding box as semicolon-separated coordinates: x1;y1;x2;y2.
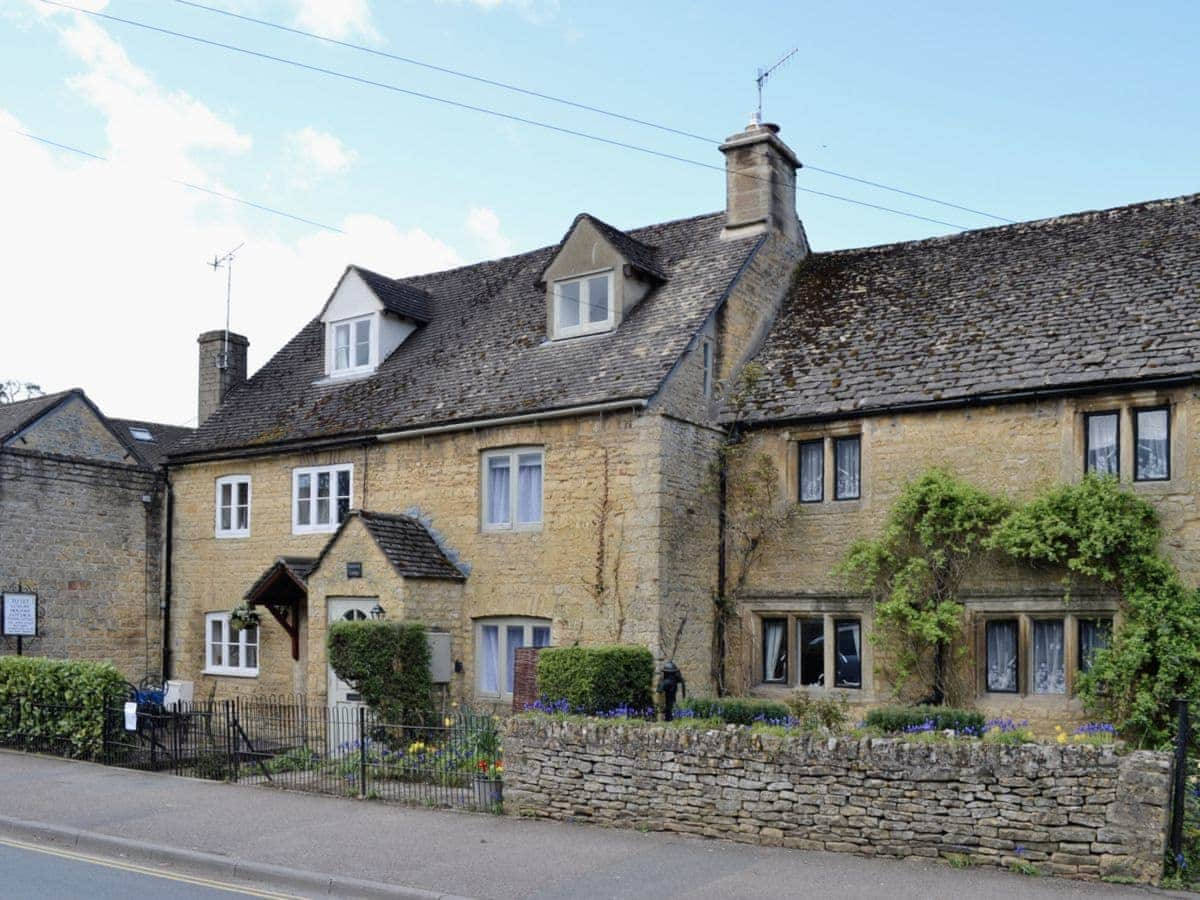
0;836;301;898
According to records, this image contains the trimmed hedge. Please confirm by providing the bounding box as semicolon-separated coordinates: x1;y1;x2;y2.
0;657;126;758
537;645;654;714
679;696;792;725
864;705;986;734
327;621;434;723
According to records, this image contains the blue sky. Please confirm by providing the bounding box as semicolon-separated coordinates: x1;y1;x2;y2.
1;0;1197;422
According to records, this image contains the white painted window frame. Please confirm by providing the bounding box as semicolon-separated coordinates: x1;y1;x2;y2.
474;616;552;699
481;447;544;532
327;313;377;377
552;269;614;339
214;475;252;539
292;464;353;535
204;611;259;677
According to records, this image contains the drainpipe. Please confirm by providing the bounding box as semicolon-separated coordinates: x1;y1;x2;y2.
715;423;736;697
161;476;174;681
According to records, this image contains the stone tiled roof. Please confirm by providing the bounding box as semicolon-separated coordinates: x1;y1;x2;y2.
356;511;465;581
353;266;435;323
0;389;74;443
244;556;317;603
111;418;195;468
743;193;1200;423
175;212;760;457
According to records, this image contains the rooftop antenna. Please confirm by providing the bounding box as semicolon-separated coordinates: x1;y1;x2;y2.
754;47;799;125
207;243;244;370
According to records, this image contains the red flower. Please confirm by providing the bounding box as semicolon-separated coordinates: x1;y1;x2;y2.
478;760;488;771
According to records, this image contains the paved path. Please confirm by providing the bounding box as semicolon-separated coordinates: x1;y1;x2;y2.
0;750;1170;899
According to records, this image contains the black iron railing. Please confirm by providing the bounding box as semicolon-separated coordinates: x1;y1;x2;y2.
1169;698;1199;884
0;695;503;810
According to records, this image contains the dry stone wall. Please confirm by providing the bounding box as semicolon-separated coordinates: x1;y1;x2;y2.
504;718;1170;883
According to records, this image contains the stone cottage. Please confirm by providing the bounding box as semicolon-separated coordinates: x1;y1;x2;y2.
164;114;1200;722
729;193;1200;725
0;388;190;679
166;120;805;708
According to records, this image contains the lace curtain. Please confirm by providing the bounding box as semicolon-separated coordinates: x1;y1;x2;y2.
1087;413;1119;475
487;457;510;525
517;453;542;524
800;441;823;501
986;620;1018;692
479;625;500;693
835;438;860;499
1136;409;1169;479
763;619;786;682
1033;619;1066;694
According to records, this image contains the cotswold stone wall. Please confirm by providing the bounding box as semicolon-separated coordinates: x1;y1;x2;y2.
504;719;1170;883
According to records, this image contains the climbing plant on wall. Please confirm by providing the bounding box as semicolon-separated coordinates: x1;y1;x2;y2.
989;475;1200;748
838;469;1011;705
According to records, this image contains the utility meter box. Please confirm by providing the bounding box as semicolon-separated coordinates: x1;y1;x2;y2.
427;632;452;684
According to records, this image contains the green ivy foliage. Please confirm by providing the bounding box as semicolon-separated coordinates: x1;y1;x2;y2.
536;645;655;713
838;469;1011;701
0;657;126;758
327;621;435;724
990;475;1200;747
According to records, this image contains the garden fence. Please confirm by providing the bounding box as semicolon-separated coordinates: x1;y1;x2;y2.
0;695;503;811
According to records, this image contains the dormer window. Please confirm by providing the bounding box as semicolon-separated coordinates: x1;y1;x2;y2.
553;270;613;339
332;315;372;374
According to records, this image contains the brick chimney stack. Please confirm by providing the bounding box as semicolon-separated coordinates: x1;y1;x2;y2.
197;330;248;425
719;119;803;243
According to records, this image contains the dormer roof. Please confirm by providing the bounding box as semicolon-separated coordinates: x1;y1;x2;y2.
538;213;668;285
353;266;435;324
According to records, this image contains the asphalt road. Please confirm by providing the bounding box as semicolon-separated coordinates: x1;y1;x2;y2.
0;838;294;900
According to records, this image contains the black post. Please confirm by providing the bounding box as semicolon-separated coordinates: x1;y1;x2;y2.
358;706;367;799
1170;698;1190;864
15;636;21;657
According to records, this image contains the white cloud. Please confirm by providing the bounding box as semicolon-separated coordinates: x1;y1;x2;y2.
465;207;514;258
437;0;559;23
288;0;377;40
0;11;463;425
285;126;358;187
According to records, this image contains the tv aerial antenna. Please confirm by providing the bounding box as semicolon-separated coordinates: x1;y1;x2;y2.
207;243;244;370
755;47;798;124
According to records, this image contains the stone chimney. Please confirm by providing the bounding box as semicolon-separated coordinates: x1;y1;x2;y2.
197;330;249;425
719;119;803;243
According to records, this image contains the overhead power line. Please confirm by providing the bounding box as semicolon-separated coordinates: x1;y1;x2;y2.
175;0;1014;224
42;0;973;231
11;128;344;233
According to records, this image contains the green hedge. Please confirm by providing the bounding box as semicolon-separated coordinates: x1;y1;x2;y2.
679;696;792;725
537;645;654;713
327;621;434;723
864;705;985;734
0;657;126;758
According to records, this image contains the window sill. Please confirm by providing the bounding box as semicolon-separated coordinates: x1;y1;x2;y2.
293;524;341;536
312;370;376;387
203;668;259;679
215;531;250;540
481;524;543;534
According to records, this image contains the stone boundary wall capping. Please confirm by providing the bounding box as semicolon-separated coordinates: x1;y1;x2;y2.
503;719;1171;883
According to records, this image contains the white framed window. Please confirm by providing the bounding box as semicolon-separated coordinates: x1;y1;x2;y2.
482;448;543;531
475;616;551;698
552;270;613;339
330;314;373;375
292;464;353;534
214;475;251;538
129;426;154;442
205;612;259;677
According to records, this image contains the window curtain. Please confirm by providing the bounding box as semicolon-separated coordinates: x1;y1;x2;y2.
517;454;542;524
835;438;861;499
532;626;551;647
1087;414;1118;475
1079;618;1111;673
763;619;786;682
487;457;510;525
1033;620;1066;694
1136;410;1169;479
334;323;350;370
479;625;500;693
800;441;823;501
986;620;1018;692
296;474;311;526
219;483;232;531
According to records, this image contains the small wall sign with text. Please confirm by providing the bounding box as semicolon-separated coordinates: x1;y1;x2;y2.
2;593;38;637
346;562;363;579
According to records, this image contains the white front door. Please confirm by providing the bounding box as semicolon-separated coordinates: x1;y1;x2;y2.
327;598;376;752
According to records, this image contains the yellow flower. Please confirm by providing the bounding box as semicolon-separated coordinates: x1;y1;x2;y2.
1073;733;1083;742
444;717;452;727
1056;732;1067;744
408;741;426;753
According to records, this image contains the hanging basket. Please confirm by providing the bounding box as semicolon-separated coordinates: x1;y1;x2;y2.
228;603;260;633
